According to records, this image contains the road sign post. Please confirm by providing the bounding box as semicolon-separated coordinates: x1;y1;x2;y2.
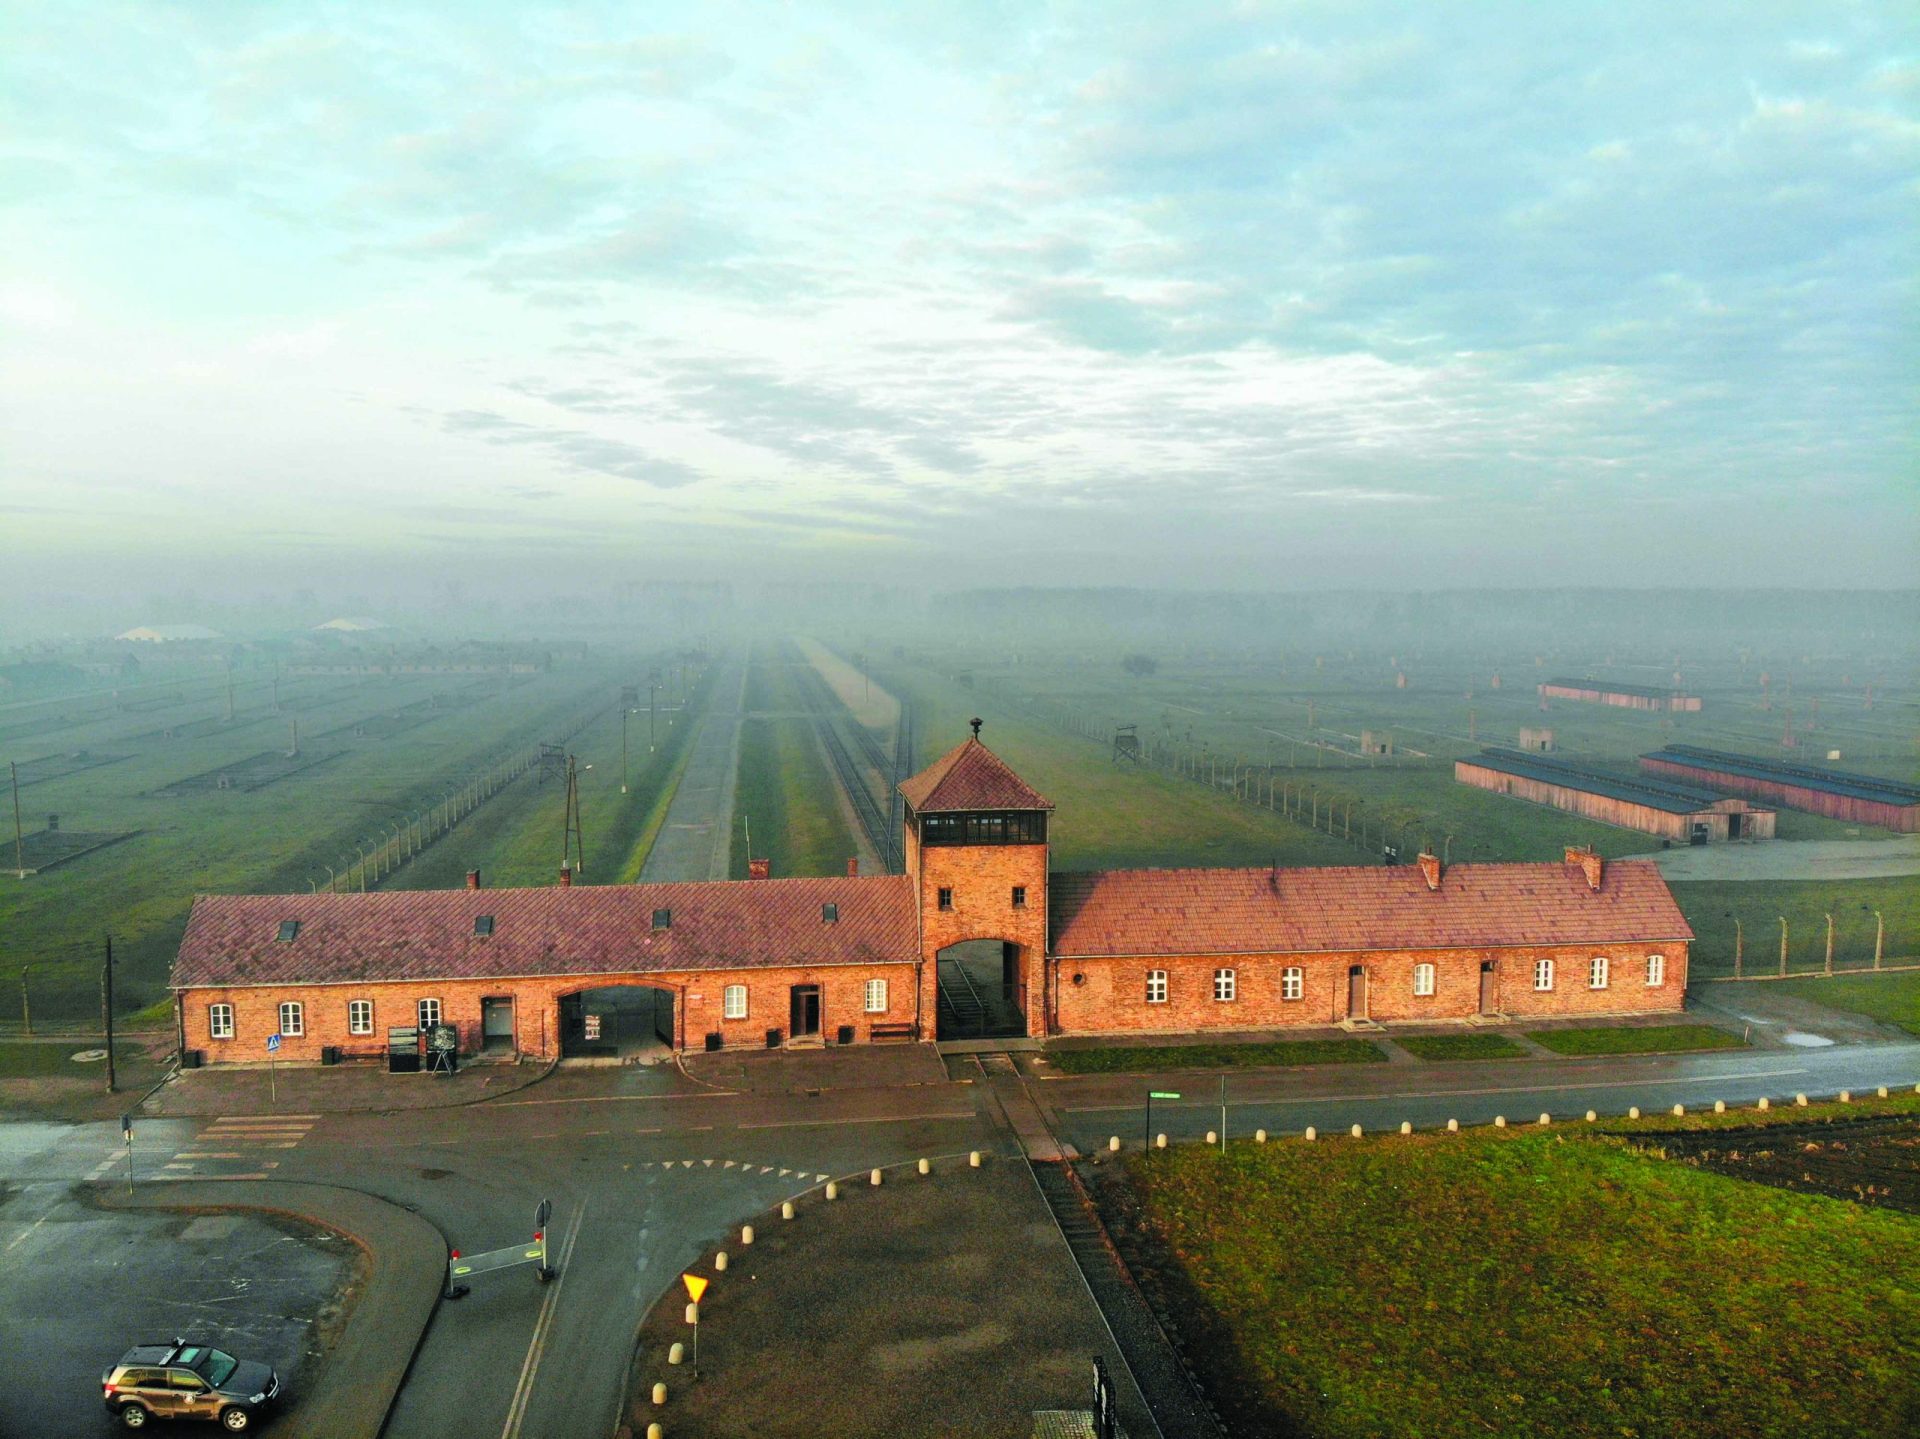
265;1033;281;1104
122;1113;133;1195
682;1273;709;1377
1147;1090;1180;1152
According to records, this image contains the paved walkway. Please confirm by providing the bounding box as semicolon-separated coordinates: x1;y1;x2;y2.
1625;836;1920;881
639;657;746;883
141;1057;553;1117
100;1181;447;1439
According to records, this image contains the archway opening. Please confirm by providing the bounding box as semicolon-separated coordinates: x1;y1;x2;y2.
936;939;1027;1040
559;984;676;1063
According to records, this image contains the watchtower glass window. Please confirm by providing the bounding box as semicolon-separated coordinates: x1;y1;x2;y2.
919;810;1047;846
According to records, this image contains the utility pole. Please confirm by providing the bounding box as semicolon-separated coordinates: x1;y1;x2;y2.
621;709;630;794
20;967;30;1035
102;936;117;1094
10;759;21;877
560;755;584;876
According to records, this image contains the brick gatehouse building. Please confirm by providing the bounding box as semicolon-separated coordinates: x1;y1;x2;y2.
172;730;1692;1064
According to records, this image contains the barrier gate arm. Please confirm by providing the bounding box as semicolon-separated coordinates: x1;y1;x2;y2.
444;1198;555;1300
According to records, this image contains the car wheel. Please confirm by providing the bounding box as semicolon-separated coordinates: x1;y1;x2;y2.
118;1404;150;1430
220;1407;252;1432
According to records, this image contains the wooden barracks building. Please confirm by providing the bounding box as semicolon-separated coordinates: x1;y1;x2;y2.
172;731;1694;1065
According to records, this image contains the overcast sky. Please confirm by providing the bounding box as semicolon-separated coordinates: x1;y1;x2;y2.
3;2;1915;604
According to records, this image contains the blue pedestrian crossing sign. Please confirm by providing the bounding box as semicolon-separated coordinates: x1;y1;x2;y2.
266;1034;282;1053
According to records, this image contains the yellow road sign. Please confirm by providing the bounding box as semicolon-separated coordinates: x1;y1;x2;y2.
682;1273;709;1304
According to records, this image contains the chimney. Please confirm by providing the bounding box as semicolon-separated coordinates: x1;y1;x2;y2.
466;869;481;890
558;866;573;887
748;858;771;880
1565;846;1603;891
846;857;859;878
1417;851;1442;891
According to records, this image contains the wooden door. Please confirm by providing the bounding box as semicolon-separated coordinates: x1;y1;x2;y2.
1347;965;1367;1020
1479;961;1496;1014
790;985;821;1038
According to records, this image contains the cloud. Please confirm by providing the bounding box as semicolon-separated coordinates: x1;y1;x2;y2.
438;410;700;488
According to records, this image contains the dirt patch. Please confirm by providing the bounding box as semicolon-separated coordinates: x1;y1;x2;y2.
1630;1113;1920;1213
625;1160;1153;1438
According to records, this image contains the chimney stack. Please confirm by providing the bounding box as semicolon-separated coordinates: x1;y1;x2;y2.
1417;851;1442;891
1565;846;1603;891
466;869;481;890
846;857;859;878
558;866;573;888
748;858;771;880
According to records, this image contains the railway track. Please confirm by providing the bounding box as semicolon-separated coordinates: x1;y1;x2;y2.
790;651;912;872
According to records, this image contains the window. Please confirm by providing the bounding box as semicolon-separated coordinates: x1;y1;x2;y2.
652;908;672;930
276;920;301;942
1534;959;1555;992
1647;953;1666;987
278;1001;304;1037
1011;885;1027;909
1589;956;1610;990
937;887;954;911
821;903;838;924
1413;963;1436;997
1146;970;1168;1004
418;998;442;1028
723;985;748;1020
919;810;1048;846
348;999;373;1035
864;978;888;1013
1282;967;1303;1001
1213;968;1237;1002
474;915;494;936
208;1004;234;1040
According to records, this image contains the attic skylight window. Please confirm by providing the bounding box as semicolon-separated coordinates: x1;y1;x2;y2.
822;903;838;924
474;915;495;936
652;908;672;930
276;920;301;942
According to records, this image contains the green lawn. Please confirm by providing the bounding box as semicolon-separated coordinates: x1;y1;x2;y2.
1394;1032;1527;1061
1119;1130;1920;1438
1765;970;1920;1037
0;1041;149;1078
729;645;860;879
1526;1023;1746;1056
1671;876;1920;976
1047;1038;1384;1074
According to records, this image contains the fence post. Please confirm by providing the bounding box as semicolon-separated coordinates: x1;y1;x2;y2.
1875;911;1884;970
1733;919;1743;979
1778;916;1788;978
1824;913;1834;976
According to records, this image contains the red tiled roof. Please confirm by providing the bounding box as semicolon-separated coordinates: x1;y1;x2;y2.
898;737;1052;813
1048;860;1693;957
172;874;917;990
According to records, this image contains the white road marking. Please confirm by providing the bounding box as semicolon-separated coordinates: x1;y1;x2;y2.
736;1110;972;1130
175;1152;245;1160
498;1200;585;1439
4;1208;55;1255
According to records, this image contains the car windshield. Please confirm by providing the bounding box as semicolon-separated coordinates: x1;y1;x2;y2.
189;1350;239;1387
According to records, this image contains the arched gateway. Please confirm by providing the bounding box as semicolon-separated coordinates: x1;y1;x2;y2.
170;726;1694;1066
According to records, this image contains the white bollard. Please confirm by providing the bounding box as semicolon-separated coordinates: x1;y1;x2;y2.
1304;1126;1317;1142
1839;1091;1851;1104
1399;1121;1412;1135
826;1181;839;1200
1628;1106;1640;1119
1537;1113;1550;1126
1672;1104;1686;1117
1446;1118;1459;1133
1254;1129;1266;1144
781;1201;795;1221
1205;1130;1218;1146
1155;1133;1167;1149
1585;1110;1597;1123
1349;1123;1363;1139
649;1425;664;1439
714;1251;727;1272
1109;1136;1122;1153
741;1225;755;1246
1713;1100;1726;1114
1877;1086;1889;1099
970;1150;982;1167
918;1157;931;1174
1493;1116;1506;1128
1795;1093;1808;1107
685;1302;698;1325
1757;1097;1770;1111
652;1381;667;1406
870;1167;883;1186
668;1342;684;1365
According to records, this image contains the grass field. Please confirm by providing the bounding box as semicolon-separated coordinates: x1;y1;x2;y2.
1114;1128;1920;1438
1672;875;1920;975
1763;970;1920;1037
1047;1038;1384;1073
0;1040;149;1078
1525;1023;1746;1055
1394;1032;1528;1061
729;644;860;879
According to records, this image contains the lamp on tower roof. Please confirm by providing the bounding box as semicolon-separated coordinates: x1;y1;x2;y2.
969;717;983;738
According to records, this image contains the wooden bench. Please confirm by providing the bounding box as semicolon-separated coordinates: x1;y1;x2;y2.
869;1022;919;1043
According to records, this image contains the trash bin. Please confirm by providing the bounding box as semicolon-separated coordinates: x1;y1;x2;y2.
705;1031;723;1052
320;1045;340;1066
836;1025;855;1046
765;1027;783;1049
179;1049;202;1070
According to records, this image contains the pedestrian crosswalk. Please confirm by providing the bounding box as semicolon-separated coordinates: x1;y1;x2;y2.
83;1114;321;1183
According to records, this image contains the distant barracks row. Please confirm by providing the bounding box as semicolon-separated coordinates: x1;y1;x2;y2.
171;732;1693;1063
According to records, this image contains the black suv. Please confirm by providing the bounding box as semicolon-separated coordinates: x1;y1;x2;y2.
101;1341;280;1431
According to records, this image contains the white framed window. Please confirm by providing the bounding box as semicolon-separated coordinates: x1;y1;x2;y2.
278;1001;304;1037
864;978;888;1013
1282;967;1303;1001
1534;959;1555;992
348;999;373;1036
208;1004;234;1040
1146;970;1168;1004
1213;968;1236;1002
723;984;748;1020
1589;956;1610;990
417;998;442;1028
1646;953;1665;987
1413;963;1436;997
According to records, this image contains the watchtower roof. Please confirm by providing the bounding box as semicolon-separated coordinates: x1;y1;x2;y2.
899;735;1052;813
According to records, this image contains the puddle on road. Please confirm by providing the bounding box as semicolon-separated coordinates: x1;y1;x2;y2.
1780;1031;1835;1048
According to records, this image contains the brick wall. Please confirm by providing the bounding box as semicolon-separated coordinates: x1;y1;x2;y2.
1049;941;1689;1036
909;831;1051;1028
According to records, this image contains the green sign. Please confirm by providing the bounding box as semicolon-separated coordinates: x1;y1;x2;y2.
1149;1091;1181;1100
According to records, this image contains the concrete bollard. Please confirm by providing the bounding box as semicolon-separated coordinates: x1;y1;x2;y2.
871;1168;883;1186
1713;1100;1726;1114
918;1157;931;1174
1756;1097;1770;1111
1585;1110;1597;1122
1399;1121;1412;1135
781;1201;795;1220
685;1302;698;1325
1537;1114;1550;1126
1629;1107;1640;1119
1795;1093;1808;1106
1446;1118;1459;1133
1877;1086;1889;1099
741;1225;755;1246
1839;1090;1851;1104
1109;1136;1122;1153
1156;1133;1167;1149
668;1342;684;1365
970;1151;982;1167
1349;1123;1363;1139
825;1181;839;1201
652;1382;667;1406
649;1425;663;1439
1494;1116;1506;1128
1304;1126;1317;1142
714;1251;728;1272
1672;1104;1685;1117
1205;1130;1218;1146
1254;1129;1266;1144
